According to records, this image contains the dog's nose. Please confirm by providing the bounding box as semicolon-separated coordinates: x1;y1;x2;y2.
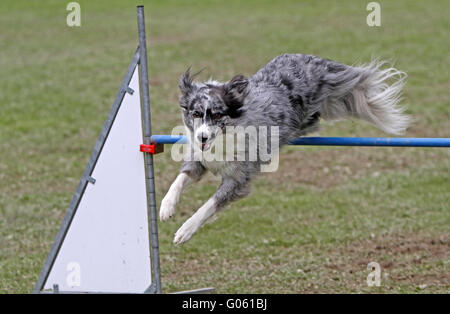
198;133;208;143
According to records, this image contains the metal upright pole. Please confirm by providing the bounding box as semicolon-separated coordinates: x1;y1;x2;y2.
137;5;162;294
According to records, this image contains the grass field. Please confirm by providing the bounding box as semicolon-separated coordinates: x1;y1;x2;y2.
0;0;448;293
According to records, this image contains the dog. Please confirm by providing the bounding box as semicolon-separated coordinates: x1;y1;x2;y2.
160;54;410;244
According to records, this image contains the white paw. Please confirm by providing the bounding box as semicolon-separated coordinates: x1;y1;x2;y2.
173;217;201;245
159;194;176;221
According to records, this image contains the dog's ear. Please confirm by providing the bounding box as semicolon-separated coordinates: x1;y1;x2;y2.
223;75;248;108
179;66;206;95
178;66;194;96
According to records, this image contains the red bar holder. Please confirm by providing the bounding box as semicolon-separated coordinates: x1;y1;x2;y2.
140;143;164;154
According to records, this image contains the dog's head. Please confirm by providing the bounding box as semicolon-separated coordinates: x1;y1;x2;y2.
178;67;248;151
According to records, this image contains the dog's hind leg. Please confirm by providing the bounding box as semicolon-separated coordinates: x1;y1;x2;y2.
173;176;250;244
159;161;206;221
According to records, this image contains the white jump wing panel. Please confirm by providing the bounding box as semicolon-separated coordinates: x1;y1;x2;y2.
44;68;151;293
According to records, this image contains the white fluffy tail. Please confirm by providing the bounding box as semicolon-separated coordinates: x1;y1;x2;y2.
321;60;411;135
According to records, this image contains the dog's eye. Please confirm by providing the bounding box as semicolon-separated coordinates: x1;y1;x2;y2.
192;111;202;118
212;113;222;119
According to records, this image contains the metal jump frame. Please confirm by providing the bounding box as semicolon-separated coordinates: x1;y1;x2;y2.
34;6;163;295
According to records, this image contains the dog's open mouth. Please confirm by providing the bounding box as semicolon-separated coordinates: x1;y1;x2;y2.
200;142;212;151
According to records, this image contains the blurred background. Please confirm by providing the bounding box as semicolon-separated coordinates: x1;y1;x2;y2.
0;0;448;293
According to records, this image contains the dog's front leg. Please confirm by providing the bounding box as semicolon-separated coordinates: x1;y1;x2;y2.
159;172;192;221
173;176;250;244
160;161;206;221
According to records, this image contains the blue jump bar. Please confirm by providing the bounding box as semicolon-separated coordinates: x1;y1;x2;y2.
152;135;188;144
288;137;450;147
151;135;450;147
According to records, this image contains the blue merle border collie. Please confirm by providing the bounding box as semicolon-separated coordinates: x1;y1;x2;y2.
160;54;410;244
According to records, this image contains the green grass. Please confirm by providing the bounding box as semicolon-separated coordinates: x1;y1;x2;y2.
0;0;448;293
